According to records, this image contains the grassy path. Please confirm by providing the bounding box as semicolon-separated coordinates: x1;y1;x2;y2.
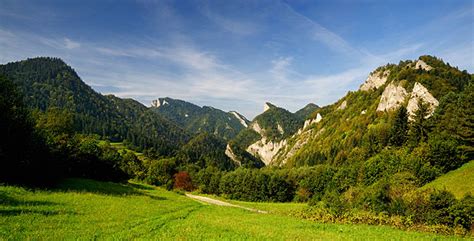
0;179;470;240
185;193;268;213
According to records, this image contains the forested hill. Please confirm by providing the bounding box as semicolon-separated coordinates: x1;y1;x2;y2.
151;97;249;140
275;55;473;169
0;57;190;156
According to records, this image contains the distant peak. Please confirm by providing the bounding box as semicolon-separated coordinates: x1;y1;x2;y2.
264;102;276;112
151;98;170;108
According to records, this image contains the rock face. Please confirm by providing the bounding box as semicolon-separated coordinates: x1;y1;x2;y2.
277;123;284;134
230;111;249;127
337;100;347;110
360;70;391;91
251;122;263;135
247;138;287;165
303;113;322;129
377;83;408;112
151;99;169;107
263;102;274;112
225;144;241;166
415;60;433;71
406;82;439;120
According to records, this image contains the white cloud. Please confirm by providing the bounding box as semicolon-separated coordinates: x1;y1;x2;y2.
270;56;292;82
64;38;80;49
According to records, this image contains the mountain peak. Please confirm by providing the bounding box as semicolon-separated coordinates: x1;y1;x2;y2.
151;98;171;108
264;102;276;112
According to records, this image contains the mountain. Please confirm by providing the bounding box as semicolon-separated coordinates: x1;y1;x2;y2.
226;56;472;169
273;55;473;168
151;97;249;140
0;57;190;156
295;103;320;120
227;102;304;166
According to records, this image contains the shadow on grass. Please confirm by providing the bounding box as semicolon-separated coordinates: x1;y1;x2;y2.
54;178;167;201
0;209;75;216
127;182;155;191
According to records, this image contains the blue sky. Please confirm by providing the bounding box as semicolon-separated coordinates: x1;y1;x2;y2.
0;0;472;118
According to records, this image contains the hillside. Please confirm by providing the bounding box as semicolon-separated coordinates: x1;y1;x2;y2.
151;97;249;140
422;160;474;199
272;56;473;168
227;102;304;165
0;57;190;155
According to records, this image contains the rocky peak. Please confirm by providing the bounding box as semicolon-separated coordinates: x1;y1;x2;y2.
263;102;276;112
376;83;408;112
414;60;433;71
406;82;439;120
151;98;170;108
360;69;391;91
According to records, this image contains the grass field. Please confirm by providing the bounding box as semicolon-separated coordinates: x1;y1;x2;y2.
422;160;474;199
0;179;469;240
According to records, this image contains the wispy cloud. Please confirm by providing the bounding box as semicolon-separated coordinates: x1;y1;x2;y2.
200;5;258;35
280;2;362;56
64;38;80;49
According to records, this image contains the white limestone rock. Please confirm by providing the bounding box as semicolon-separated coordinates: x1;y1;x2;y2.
230;111;248;127
406;82;439;120
151;99;161;107
225;144;241;166
360;70;391;91
264;102;272;112
376;83;408;112
277;123;284;135
250;122;263;135
303;113;322;130
415;60;433;71
246;138;287;166
337;100;347;110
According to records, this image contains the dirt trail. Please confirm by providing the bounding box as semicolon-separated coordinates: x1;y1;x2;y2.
185;193;268;214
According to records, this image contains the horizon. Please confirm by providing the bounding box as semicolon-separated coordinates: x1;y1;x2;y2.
1;0;473;119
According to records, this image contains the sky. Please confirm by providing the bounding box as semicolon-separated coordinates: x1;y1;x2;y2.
0;0;473;119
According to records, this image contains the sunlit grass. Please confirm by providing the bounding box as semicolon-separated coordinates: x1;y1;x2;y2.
0;179;468;240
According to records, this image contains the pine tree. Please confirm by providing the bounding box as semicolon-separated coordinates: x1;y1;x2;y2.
409;99;431;144
389;106;408;146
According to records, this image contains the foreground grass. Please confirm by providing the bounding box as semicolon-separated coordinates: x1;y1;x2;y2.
0;179;469;240
422;160;474;199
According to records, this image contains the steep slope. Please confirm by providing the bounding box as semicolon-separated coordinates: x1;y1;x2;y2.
227;102;303;166
151;97;249;140
295;103;320;120
274;55;473;168
177;133;236;170
0;57;190;156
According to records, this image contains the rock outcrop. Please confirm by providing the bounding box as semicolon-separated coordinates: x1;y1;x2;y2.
376;83;408;112
360;70;391;91
151;99;169;107
406;82;439;120
247;138;287;166
337;100;347;110
251;122;263;135
230;111;249;127
303;113;322;129
414;60;433;71
225;144;241;166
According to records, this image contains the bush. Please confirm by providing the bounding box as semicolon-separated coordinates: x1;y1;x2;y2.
173;171;194;191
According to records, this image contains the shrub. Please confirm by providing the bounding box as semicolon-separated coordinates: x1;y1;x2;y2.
173;171;194;191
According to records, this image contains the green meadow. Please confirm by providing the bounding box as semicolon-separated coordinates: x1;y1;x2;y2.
0;179;469;240
422;160;474;199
